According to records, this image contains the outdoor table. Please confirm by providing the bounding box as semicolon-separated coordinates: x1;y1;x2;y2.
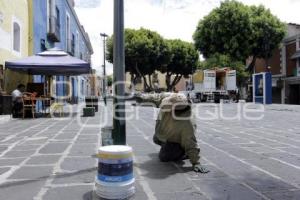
32;97;52;114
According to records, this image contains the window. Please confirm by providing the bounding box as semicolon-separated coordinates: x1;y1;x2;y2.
66;14;71;50
71;33;75;55
40;39;47;51
81;79;84;96
76;32;79;56
13;22;21;52
47;0;50;32
55;6;60;30
47;0;60;42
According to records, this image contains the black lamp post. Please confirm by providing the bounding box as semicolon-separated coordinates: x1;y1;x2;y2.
100;33;108;105
112;0;126;145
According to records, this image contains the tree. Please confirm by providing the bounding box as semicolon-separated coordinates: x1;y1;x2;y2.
193;0;252;61
163;39;199;91
107;75;113;87
198;53;249;86
193;0;286;72
247;5;286;72
106;28;171;91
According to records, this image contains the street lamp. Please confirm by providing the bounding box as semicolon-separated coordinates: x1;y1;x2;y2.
112;0;126;145
100;33;108;105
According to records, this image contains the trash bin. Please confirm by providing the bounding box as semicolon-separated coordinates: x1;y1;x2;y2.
0;95;12;115
85;96;98;112
83;107;95;117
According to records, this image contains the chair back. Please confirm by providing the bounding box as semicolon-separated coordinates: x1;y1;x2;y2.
22;92;35;106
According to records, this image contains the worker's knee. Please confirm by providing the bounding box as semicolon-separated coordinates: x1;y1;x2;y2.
158;142;185;162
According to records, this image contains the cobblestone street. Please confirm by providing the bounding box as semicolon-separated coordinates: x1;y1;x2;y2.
0;102;300;199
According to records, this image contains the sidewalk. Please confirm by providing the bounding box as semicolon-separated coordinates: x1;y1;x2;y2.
0;115;10;123
0;102;299;199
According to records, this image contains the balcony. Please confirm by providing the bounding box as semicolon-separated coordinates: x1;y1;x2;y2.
47;16;60;42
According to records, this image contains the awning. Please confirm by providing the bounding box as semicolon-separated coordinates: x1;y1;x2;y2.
5;48;91;75
291;50;300;59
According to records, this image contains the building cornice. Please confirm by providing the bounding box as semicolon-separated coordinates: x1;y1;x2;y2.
283;34;300;44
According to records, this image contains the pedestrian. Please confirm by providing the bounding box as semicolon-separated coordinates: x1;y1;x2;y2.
11;84;25;118
153;93;209;173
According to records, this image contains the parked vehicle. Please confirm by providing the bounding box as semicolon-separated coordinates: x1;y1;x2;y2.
191;68;238;103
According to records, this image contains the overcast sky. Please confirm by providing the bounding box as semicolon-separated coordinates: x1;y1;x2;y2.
74;0;300;75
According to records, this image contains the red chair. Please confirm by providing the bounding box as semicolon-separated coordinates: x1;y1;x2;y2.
22;92;36;119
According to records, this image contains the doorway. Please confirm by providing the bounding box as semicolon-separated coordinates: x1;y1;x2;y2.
289;84;300;105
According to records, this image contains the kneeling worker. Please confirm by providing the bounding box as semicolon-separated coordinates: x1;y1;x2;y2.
153;93;209;173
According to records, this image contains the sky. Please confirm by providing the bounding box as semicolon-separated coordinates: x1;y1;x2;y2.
74;0;300;75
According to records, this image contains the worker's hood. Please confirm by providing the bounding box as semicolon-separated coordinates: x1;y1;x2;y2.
161;93;190;111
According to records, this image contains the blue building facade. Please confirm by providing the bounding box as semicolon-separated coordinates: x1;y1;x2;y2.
32;0;93;103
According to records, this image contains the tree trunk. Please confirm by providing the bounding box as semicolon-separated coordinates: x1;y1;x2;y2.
130;73;136;92
170;74;182;91
142;75;150;92
134;62;149;92
134;62;142;78
247;56;257;73
166;72;172;91
148;74;153;91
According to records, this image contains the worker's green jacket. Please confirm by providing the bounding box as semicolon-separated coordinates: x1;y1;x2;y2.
154;105;200;165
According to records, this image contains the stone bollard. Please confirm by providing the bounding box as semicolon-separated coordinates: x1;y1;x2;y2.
101;126;113;146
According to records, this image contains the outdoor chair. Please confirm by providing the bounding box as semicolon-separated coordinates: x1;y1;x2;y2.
22;92;36;119
50;101;64;117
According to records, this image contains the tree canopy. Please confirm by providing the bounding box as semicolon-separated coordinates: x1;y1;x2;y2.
164;39;199;91
107;75;113;87
106;28;171;91
193;0;252;61
193;0;286;72
248;5;286;71
107;28;199;91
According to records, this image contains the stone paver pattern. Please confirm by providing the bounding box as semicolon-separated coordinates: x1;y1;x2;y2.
0;102;299;200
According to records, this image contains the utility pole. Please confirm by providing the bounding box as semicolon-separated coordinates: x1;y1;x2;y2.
100;33;108;105
112;0;126;144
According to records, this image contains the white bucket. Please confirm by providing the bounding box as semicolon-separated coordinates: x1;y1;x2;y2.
95;178;135;199
95;145;135;199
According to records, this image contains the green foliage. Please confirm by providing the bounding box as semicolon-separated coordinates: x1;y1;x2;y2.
106;28;199;91
107;75;113;87
107;28;170;74
165;39;199;75
249;5;286;59
193;0;286;68
164;39;199;90
106;28;171;91
193;0;251;61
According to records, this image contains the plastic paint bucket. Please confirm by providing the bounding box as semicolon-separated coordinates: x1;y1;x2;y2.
95;145;135;199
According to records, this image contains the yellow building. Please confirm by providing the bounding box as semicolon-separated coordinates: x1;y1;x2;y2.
0;0;31;93
125;71;188;92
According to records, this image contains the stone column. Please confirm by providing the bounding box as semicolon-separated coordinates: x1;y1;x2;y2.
281;44;287;104
297;37;300;77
